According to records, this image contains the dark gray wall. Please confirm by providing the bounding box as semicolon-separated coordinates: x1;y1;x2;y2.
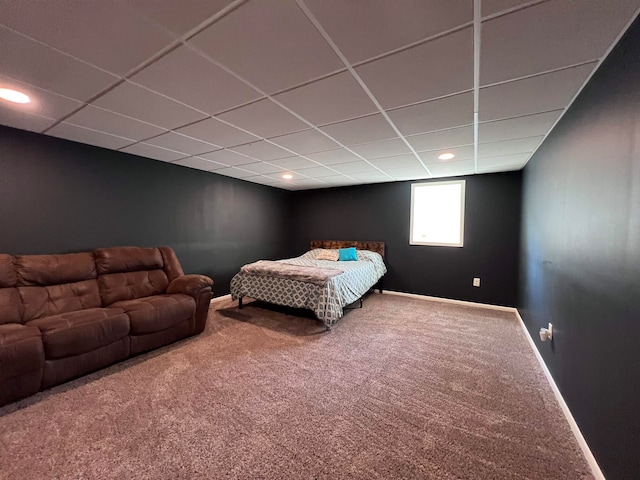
518;17;640;480
291;172;522;307
0;126;293;295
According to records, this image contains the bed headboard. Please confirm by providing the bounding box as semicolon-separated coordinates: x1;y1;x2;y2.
310;240;385;259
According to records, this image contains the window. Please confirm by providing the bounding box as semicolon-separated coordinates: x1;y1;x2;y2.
410;180;465;247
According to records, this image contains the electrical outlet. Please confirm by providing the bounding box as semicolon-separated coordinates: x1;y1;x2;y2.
473;277;480;287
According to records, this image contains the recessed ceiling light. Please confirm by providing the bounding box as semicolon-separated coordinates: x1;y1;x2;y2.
0;88;30;104
438;152;455;161
282;173;293;180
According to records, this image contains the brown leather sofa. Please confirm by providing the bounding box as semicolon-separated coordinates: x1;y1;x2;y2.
0;246;213;406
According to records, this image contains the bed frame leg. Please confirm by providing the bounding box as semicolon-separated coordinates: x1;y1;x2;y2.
238;297;243;309
325;325;331;332
359;298;363;308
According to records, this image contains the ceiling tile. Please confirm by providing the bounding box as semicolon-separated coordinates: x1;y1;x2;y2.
481;0;640;85
289;176;326;184
305;148;362;165
125;0;234;36
419;145;475;164
320;114;396;146
145;131;220;155
0;2;175;75
350;138;411;159
249;175;285;186
356;27;474;109
406;126;474;152
369;154;423;170
131;46;262;115
190;157;227;170
240;162;287;175
329;161;378;174
175;117;259;147
477;164;522;174
274;71;377;125
429;159;476;177
214;167;256;179
217;98;308;138
478;136;543;158
348;171;392;182
478;110;562;143
0;75;83;120
305;0;472;63
288;179;329;191
477;152;531;171
93;81;207;129
269;129;339;154
189;0;343;93
293;165;340;178
0;26;118;101
198;149;256;166
230;140;293;161
384;166;430;181
121;142;187;162
388;92;473;136
318;175;360;186
0;108;55;133
482;0;535;17
172;156;226;172
479;63;595;121
65;105;166;141
270;156;319;170
48;122;135;150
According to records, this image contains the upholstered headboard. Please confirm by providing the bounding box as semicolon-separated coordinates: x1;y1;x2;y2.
310;240;385;259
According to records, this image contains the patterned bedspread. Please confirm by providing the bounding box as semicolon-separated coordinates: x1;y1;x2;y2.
230;250;386;327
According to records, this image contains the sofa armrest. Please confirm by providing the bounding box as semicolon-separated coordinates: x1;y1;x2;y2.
167;274;214;296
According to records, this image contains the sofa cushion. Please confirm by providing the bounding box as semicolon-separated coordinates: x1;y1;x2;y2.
158;247;185;282
111;294;195;335
0;288;22;325
94;247;163;275
14;252;102;322
27;308;130;360
99;270;169;305
0;324;44;382
14;252;97;286
0;254;22;326
19;280;102;322
0;254;17;288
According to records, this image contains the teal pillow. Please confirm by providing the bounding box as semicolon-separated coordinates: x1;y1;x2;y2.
338;247;358;261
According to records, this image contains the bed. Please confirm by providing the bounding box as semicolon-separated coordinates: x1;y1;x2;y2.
230;241;386;330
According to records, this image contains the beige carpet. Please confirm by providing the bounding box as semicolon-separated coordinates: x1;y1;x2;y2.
0;294;592;479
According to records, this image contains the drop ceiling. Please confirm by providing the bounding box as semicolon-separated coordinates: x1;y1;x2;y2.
1;0;639;190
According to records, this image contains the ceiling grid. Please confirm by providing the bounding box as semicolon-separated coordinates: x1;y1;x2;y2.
1;0;639;189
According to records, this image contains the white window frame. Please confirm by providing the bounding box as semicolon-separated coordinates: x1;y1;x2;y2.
409;180;466;247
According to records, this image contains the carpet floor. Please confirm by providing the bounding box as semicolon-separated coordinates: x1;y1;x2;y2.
0;294;592;479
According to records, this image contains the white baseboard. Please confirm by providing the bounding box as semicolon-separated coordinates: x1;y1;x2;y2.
380;289;604;479
381;289;517;313
513;310;605;480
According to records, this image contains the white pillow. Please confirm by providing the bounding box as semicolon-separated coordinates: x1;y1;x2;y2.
316;249;339;261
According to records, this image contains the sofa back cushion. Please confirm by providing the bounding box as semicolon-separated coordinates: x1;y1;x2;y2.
14;253;102;322
158;247;184;282
0;254;22;325
95;247;169;305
